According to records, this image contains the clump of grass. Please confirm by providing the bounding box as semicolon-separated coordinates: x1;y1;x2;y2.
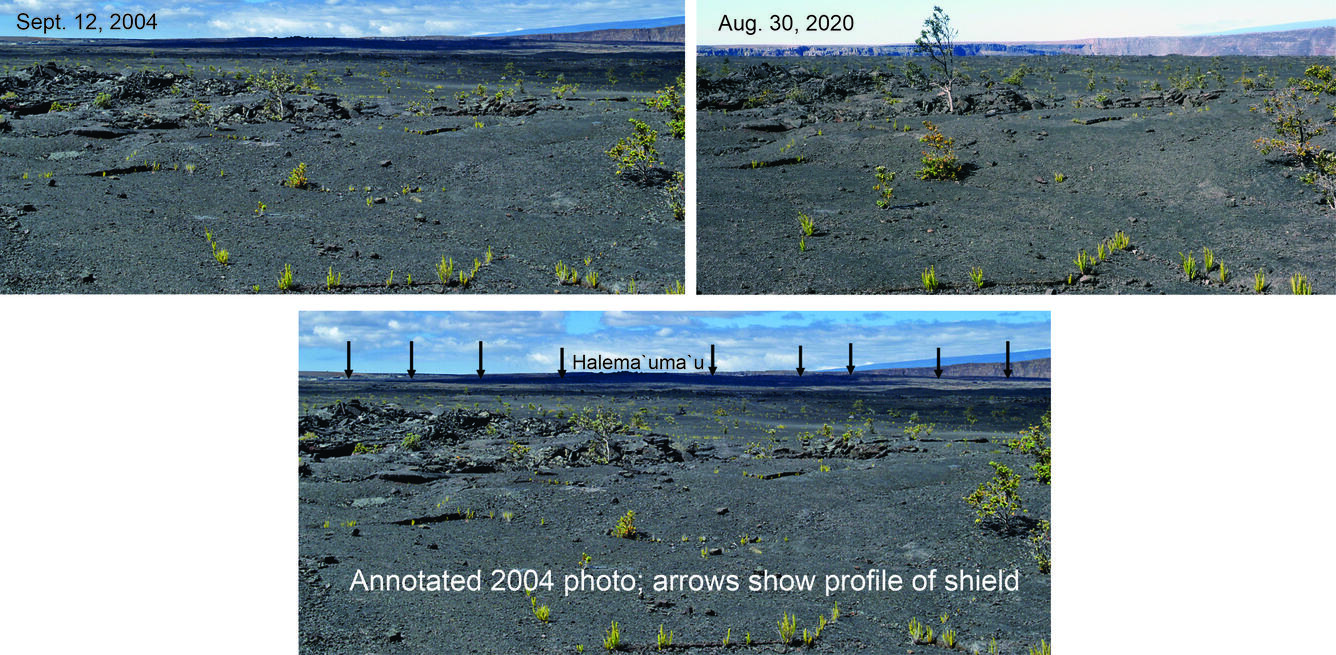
325;266;342;290
436;256;455;287
611;510;637;539
213;248;229;265
665;280;686;294
1053;172;1065;183
1029;639;1052;655
1109;230;1131;250
401;432;422;451
908;617;926;643
1074;250;1094;275
1291;272;1313;295
969;267;985;289
534;604;550;623
554;260;579;285
798;211;815;237
1202;247;1216;272
586;270;599;289
1179;252;1198;281
1254;269;1267;293
1218;263;1229;284
656;624;673;650
921;265;940;293
777;612;798;645
603;621;620;651
277;264;295;291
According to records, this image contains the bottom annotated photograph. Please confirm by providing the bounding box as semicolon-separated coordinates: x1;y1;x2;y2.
297;311;1052;653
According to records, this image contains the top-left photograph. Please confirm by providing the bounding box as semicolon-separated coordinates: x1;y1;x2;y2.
1;1;685;294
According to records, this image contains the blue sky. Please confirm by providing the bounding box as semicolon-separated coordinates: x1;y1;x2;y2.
3;0;683;39
298;311;1051;375
698;0;1334;45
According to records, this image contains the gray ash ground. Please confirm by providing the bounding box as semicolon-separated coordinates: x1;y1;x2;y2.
697;55;1336;294
299;376;1051;653
0;45;683;293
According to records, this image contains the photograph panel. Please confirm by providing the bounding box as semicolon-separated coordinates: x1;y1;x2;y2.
298;310;1052;653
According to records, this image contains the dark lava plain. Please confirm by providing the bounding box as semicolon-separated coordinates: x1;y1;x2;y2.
299;374;1051;653
697;55;1335;294
0;43;683;293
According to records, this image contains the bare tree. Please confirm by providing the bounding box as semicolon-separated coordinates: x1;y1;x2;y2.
915;6;958;113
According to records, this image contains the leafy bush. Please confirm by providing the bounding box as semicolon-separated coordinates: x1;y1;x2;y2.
611;510;637;539
284;162;309;189
1003;65;1028;86
606;118;662;182
917;121;963;180
873;166;896;207
644;73;685;139
401;432;422;451
1008;411;1051;484
1029;519;1052;573
964;462;1023;528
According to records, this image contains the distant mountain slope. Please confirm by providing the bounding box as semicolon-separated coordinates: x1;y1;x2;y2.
484;16;684;37
1208;19;1336;35
511;25;683;44
702;25;1335;57
827;349;1050;372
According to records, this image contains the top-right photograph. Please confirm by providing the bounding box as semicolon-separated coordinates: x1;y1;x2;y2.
696;1;1336;294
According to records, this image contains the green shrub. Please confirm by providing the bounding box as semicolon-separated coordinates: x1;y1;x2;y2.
93;92;112;108
611;510;637;539
401;432;422;451
1008;411;1051;484
284;162;309;188
964;462;1023;528
1029;519;1052;573
917;121;963;180
873;166;896;207
606;118;662;181
1003;65;1028;86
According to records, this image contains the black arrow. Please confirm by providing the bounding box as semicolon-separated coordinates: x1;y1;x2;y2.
344;341;353;378
708;344;717;375
796;345;804;376
935;347;943;378
846;343;855;374
407;341;416;378
558;347;566;378
1003;341;1013;378
476;341;485;378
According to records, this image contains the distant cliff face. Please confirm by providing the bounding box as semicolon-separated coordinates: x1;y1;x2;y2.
1071;26;1334;56
859;358;1051;380
700;26;1335;57
516;25;684;44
